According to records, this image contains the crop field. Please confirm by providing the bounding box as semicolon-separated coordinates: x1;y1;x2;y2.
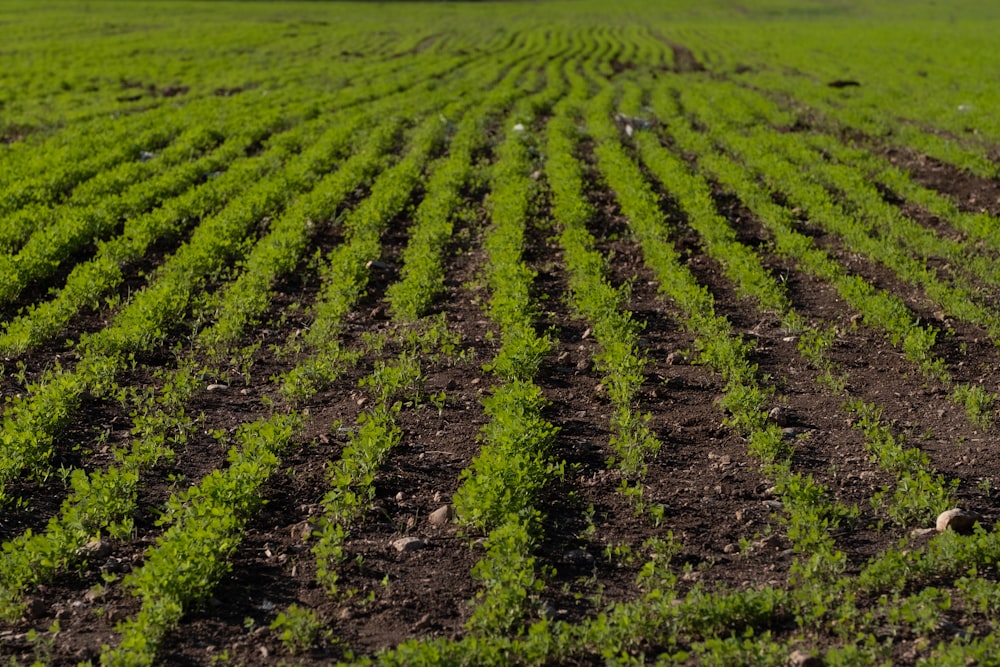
3;0;1000;664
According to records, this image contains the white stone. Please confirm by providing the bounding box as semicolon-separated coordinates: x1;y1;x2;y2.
392;537;426;552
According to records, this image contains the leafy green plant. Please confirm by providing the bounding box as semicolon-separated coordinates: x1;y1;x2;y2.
270;604;326;654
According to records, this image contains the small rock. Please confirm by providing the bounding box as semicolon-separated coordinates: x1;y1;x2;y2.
84;587;105;603
781;427;808;439
768;406;792;427
789;649;824;667
206;383;228;392
24;597;46;619
139;151;155;162
512;123;525;132
763;499;784;510
78;539;113;560
530;170;542;180
910;527;937;539
412;613;431;630
665;351;684;365
754;534;783;551
337;607;353;620
429;505;452;527
936;508;981;534
723;543;737;554
575;358;591;372
366;260;389;270
392;537;426;552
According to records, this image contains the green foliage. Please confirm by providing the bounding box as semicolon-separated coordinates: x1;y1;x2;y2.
454;381;559;532
270;604;327;654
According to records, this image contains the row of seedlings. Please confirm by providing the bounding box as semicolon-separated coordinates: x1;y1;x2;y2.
0;49;528;629
0;50;528;358
634;77;1000;658
544;81;664;511
580;72;851;662
625;76;958;532
93;57;524;666
434;51;586;633
699;86;1000;341
700;40;1000;179
0;38;504;316
0;53;509;502
0;11;476;207
660;80;991;426
803;132;1000;262
0;106;413;623
100;47;542;657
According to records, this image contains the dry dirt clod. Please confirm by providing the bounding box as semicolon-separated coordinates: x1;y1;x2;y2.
754;534;783;551
789;649;824;667
392;536;426;552
23;597;46;620
935;508;981;534
665;351;684;365
429;505;452;527
768;406;792;427
77;539;113;559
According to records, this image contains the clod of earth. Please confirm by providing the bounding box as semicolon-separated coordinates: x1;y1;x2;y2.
789;649;825;667
768;406;793;426
935;508;982;534
428;505;452;526
76;539;113;559
392;536;426;552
